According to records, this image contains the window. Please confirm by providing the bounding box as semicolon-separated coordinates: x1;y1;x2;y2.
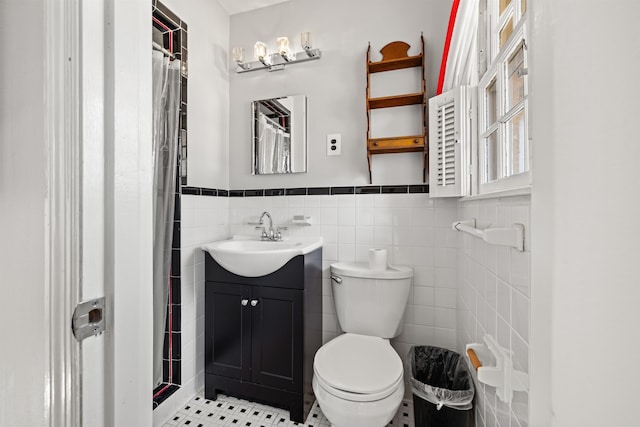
478;0;529;194
428;0;529;198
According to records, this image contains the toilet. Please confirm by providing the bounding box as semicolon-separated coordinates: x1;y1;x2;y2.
313;262;413;427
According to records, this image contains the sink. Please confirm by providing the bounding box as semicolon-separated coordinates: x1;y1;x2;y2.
201;235;323;277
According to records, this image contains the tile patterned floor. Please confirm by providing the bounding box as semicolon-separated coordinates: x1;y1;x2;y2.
162;393;415;427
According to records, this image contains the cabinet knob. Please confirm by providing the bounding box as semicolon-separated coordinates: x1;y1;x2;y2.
413;138;419;144
241;299;249;306
373;141;378;146
250;299;259;307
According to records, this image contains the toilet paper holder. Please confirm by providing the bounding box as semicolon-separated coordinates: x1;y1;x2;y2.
465;334;529;404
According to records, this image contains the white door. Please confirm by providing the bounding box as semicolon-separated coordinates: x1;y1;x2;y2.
0;0;153;426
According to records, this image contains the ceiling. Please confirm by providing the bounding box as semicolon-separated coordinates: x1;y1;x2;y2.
217;0;292;15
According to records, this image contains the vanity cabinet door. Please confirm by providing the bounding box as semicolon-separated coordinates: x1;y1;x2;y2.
250;286;303;392
205;282;252;381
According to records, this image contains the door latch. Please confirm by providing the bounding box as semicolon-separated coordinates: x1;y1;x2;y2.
72;297;106;341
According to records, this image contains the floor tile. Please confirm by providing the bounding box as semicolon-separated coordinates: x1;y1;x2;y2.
164;393;414;427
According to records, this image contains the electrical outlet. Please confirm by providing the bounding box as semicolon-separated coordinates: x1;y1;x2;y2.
327;133;341;156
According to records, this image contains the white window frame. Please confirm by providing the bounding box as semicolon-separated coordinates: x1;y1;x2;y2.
475;0;530;196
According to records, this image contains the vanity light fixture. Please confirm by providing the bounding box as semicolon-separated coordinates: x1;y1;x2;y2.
232;32;321;73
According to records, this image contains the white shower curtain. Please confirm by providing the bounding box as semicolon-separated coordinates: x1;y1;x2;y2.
152;50;181;387
257;112;291;174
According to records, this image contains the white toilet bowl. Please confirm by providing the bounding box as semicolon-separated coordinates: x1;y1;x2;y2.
312;333;404;427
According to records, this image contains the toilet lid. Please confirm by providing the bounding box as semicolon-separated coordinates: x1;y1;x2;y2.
314;333;403;395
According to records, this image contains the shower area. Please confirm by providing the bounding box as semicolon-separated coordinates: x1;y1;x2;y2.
151;1;188;408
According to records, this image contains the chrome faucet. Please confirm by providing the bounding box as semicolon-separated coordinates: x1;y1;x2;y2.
256;211;287;241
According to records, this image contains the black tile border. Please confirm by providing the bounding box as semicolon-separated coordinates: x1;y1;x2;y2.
381;185;409;194
180;184;429;197
356;185;381;194
307;187;330;195
285;188;306;196
331;186;355;195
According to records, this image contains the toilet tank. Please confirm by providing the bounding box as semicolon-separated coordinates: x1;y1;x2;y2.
330;262;412;338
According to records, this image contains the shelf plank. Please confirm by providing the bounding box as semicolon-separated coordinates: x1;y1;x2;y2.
368;55;423;73
368;92;424;109
367;135;425;154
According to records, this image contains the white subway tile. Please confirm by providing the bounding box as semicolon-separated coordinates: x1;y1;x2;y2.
434;308;457;329
392;226;412;246
320;206;338;225
392;245;413;265
413;266;435;286
497;280;511;324
435;288;457;308
435;267;457;288
412;325;434;345
413;305;435;326
355;207;375;226
412;207;435;227
337;194;356;208
435;247;457;268
433;327;457;350
337;244;356;262
411;226;435;247
337;225;355;244
337;207;356;225
355;226;375;245
412;246;434;266
413;285;435;306
374;226;393;245
511;289;529;342
321;224;338;243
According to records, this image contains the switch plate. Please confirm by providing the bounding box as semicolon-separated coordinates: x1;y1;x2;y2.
327;133;341;156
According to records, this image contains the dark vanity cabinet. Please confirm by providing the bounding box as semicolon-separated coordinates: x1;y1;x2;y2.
204;248;322;423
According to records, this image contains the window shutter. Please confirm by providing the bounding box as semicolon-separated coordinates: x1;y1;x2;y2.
428;86;474;197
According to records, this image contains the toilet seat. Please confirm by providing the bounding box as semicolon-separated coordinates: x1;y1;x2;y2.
313;333;403;402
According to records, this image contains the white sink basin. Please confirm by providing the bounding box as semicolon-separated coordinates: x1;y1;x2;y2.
201;235;323;277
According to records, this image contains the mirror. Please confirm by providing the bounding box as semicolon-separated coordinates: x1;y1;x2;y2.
252;95;307;174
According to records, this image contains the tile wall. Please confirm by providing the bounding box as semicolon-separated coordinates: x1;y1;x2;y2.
153;195;229;426
456;196;531;427
154;190;532;427
227;192;460;397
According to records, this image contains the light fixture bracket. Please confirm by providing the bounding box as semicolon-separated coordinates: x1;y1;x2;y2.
236;49;321;73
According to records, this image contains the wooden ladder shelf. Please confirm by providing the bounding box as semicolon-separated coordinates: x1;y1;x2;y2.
366;35;427;183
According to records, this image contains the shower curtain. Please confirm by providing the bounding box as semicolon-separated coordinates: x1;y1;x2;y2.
257;112;291;174
152;50;181;387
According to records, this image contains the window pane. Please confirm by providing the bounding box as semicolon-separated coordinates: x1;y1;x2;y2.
500;17;514;48
500;0;512;14
507;109;527;176
486;78;498;126
507;44;525;110
485;131;499;182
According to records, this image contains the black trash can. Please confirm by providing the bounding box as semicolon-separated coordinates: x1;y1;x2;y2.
407;346;475;427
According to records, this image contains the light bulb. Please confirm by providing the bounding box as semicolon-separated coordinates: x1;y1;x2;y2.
254;41;267;60
232;47;244;63
277;37;290;56
301;32;312;50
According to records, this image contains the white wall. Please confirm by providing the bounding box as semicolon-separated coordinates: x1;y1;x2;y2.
229;0;452;189
530;1;640;426
457;196;530;427
0;1;46;425
162;0;230;189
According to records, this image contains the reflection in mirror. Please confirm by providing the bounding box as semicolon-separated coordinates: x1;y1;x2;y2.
252;95;307;174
